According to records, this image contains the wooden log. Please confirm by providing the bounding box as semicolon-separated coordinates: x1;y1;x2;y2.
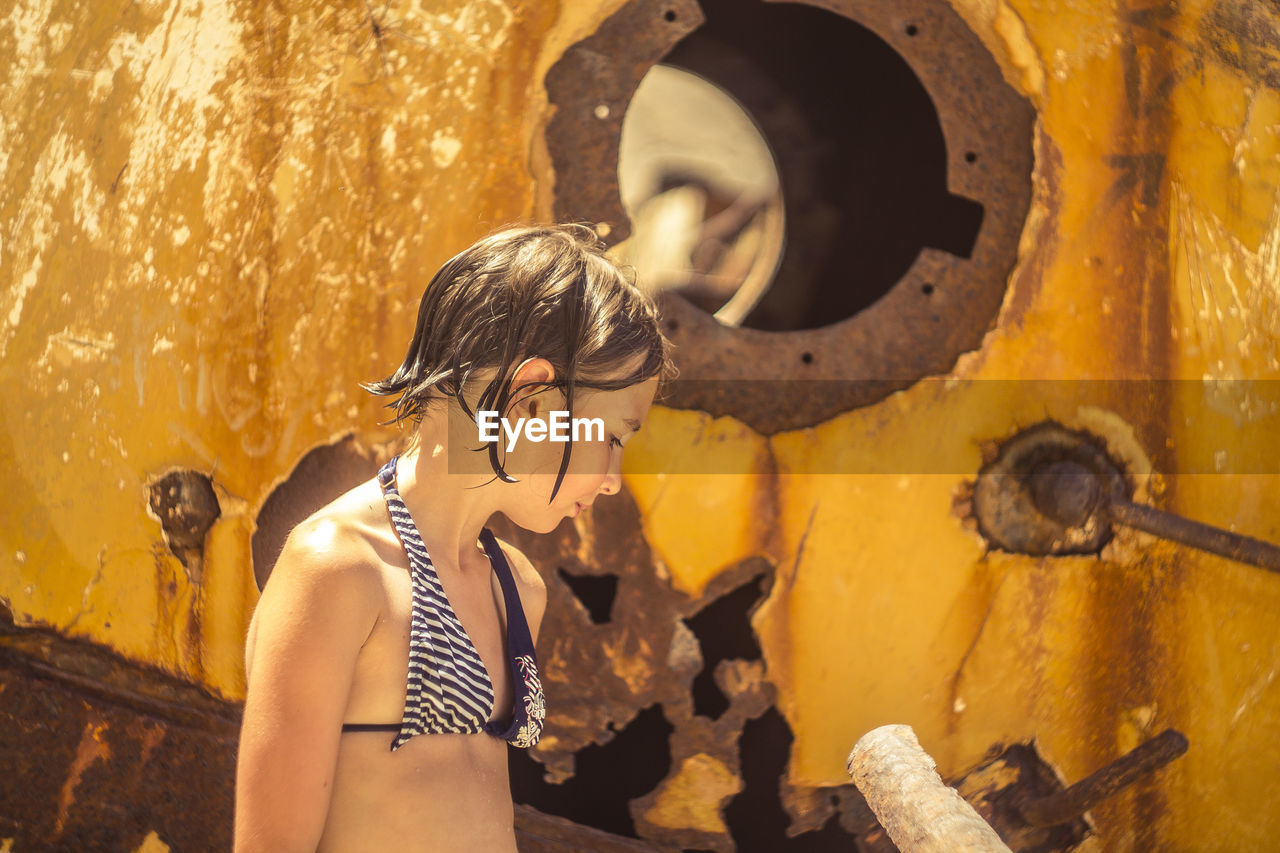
847;725;1012;853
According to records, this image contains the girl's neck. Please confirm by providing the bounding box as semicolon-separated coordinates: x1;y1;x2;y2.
394;435;496;573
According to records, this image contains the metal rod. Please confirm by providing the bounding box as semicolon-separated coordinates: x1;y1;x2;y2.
1110;499;1280;574
1017;729;1189;828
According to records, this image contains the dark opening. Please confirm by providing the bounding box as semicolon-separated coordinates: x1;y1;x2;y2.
558;569;619;624
684;574;766;720
252;437;379;589
662;0;984;331
509;704;674;837
723;708;856;851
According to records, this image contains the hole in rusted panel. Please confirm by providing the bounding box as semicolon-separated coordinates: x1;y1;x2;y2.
948;741;1090;851
685;573;766;720
147;470;220;573
653;0;982;331
558;569;619;624
617;64;786;326
546;0;1034;430
725;708;855;850
510;704;674;838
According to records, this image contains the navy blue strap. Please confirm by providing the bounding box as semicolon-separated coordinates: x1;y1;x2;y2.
478;528;538;739
341;722;400;733
479;529;536;658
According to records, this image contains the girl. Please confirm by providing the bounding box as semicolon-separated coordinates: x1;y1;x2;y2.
234;225;672;851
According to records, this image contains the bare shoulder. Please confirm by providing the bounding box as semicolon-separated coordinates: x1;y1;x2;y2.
276;505;385;587
247;487;390;670
236;485;392;851
266;478;390;594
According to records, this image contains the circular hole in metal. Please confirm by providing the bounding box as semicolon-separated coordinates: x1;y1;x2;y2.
800;351;814;365
906;23;919;35
965;150;978;163
616;65;785;326
922;282;935;296
652;0;984;332
664;9;676;22
543;0;1034;431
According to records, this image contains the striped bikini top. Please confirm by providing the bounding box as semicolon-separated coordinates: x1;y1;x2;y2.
341;456;545;751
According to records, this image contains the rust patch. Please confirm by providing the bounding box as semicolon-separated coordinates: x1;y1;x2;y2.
53;714;112;839
1198;0;1280;91
1000;127;1063;331
544;0;706;244
1081;4;1183;842
146;469;220;578
0;614;240;850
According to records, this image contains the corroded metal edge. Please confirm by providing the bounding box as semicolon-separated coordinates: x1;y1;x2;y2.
545;0;1037;433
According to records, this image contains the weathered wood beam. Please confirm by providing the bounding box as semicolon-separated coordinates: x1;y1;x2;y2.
847;724;1012;853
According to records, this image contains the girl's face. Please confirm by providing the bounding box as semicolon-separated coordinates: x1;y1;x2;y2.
504;376;659;533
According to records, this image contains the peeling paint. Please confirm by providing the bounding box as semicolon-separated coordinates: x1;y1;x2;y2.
430;130;463;167
643;753;741;833
992;2;1045;102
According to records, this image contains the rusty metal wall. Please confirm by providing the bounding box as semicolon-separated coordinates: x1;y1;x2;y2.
3;0;1280;850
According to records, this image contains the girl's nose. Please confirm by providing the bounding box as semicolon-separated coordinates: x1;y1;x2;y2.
599;456;623;496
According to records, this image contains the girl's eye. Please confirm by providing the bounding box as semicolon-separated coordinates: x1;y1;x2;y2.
610;435;624;449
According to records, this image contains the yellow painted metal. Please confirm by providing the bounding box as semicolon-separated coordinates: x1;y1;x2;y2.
3;0;1280;849
625;408;774;597
1;0;569;694
628;0;1280;847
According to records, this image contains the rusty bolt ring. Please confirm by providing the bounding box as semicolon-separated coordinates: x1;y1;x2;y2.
973;423;1129;557
544;0;1035;433
1028;460;1105;529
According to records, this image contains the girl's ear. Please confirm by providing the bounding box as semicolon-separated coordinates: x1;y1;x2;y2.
508;357;557;418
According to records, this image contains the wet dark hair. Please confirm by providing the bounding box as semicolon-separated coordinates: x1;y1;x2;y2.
364;224;674;499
